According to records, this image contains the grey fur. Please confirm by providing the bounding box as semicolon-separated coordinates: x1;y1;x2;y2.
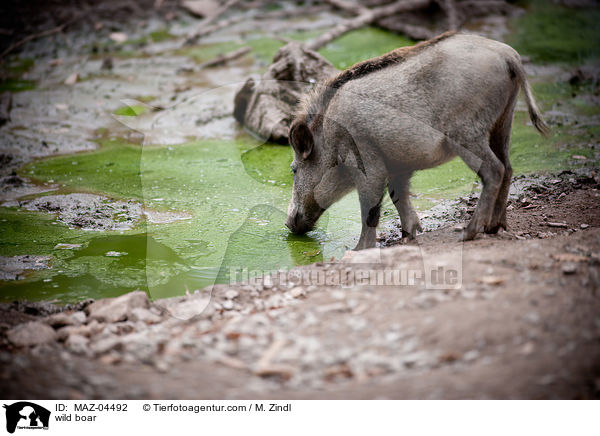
286;33;549;249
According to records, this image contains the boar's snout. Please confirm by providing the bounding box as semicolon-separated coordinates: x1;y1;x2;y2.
285;210;314;235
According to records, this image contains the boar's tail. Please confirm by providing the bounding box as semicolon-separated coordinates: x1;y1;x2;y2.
508;57;550;137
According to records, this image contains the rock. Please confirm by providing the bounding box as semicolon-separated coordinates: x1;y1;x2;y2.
65;334;89;355
289;287;305;298
0;255;51;281
108;32;127;43
463;350;480;362
90;336;122;355
581;223;589;229
128;307;162;324
45;311;86;328
7;322;57;347
18;193;142;231
224;289;239;300
56;320;104;341
154;294;213;320
86;290;149;323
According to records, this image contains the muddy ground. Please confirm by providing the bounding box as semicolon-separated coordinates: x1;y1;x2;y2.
1;172;599;399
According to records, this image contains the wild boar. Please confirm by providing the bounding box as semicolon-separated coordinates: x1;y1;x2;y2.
285;32;548;250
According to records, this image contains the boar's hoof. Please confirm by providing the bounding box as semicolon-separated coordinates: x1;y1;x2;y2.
484;222;507;234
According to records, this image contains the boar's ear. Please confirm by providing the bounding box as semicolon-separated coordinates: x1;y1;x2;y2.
289;121;314;160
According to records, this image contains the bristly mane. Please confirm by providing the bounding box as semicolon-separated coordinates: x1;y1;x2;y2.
296;31;457;129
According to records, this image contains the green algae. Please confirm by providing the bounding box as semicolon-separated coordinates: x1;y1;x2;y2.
0;78;36;92
114;104;149;116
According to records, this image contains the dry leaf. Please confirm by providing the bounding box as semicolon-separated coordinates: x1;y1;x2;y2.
64;73;78;85
181;0;220;17
109;32;128;43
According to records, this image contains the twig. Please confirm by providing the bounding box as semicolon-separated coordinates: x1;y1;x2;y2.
323;0;370;15
0;19;74;60
183;0;241;45
184;4;331;46
307;0;431;51
198;46;251;69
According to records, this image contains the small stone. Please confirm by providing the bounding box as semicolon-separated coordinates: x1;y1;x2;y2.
580;223;589;229
108;32;128;43
128;307;162;324
86;290;149;323
525;311;540;324
262;276;273;289
463;350;480;362
90;336;122;355
7;322;57;347
45;311;86;328
561;262;577;275
519;341;535;355
224;289;239;300
222;300;234;310
66;334;89;355
289;287;305;298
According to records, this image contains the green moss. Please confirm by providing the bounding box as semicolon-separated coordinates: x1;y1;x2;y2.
114;104;148;116
3;58;34;75
149;29;175;43
0;78;36;92
509;0;600;63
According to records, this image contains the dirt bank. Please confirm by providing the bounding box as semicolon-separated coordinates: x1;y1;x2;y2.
1;176;599;399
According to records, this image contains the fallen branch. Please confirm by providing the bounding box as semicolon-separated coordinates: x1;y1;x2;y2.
0;19;74;60
179;46;251;73
197;46;251;69
184;4;331;46
307;0;431;51
183;0;241;45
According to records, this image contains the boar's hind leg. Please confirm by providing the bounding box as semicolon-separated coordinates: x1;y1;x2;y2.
454;137;505;241
388;172;422;239
354;175;386;250
486;97;516;233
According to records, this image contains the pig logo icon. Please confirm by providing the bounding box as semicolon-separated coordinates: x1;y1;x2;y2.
3;402;50;433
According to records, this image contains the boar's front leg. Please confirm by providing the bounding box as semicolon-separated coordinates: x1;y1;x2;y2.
354;174;386;250
388;172;422;239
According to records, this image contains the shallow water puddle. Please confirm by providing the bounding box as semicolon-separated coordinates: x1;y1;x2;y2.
0;137;364;302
